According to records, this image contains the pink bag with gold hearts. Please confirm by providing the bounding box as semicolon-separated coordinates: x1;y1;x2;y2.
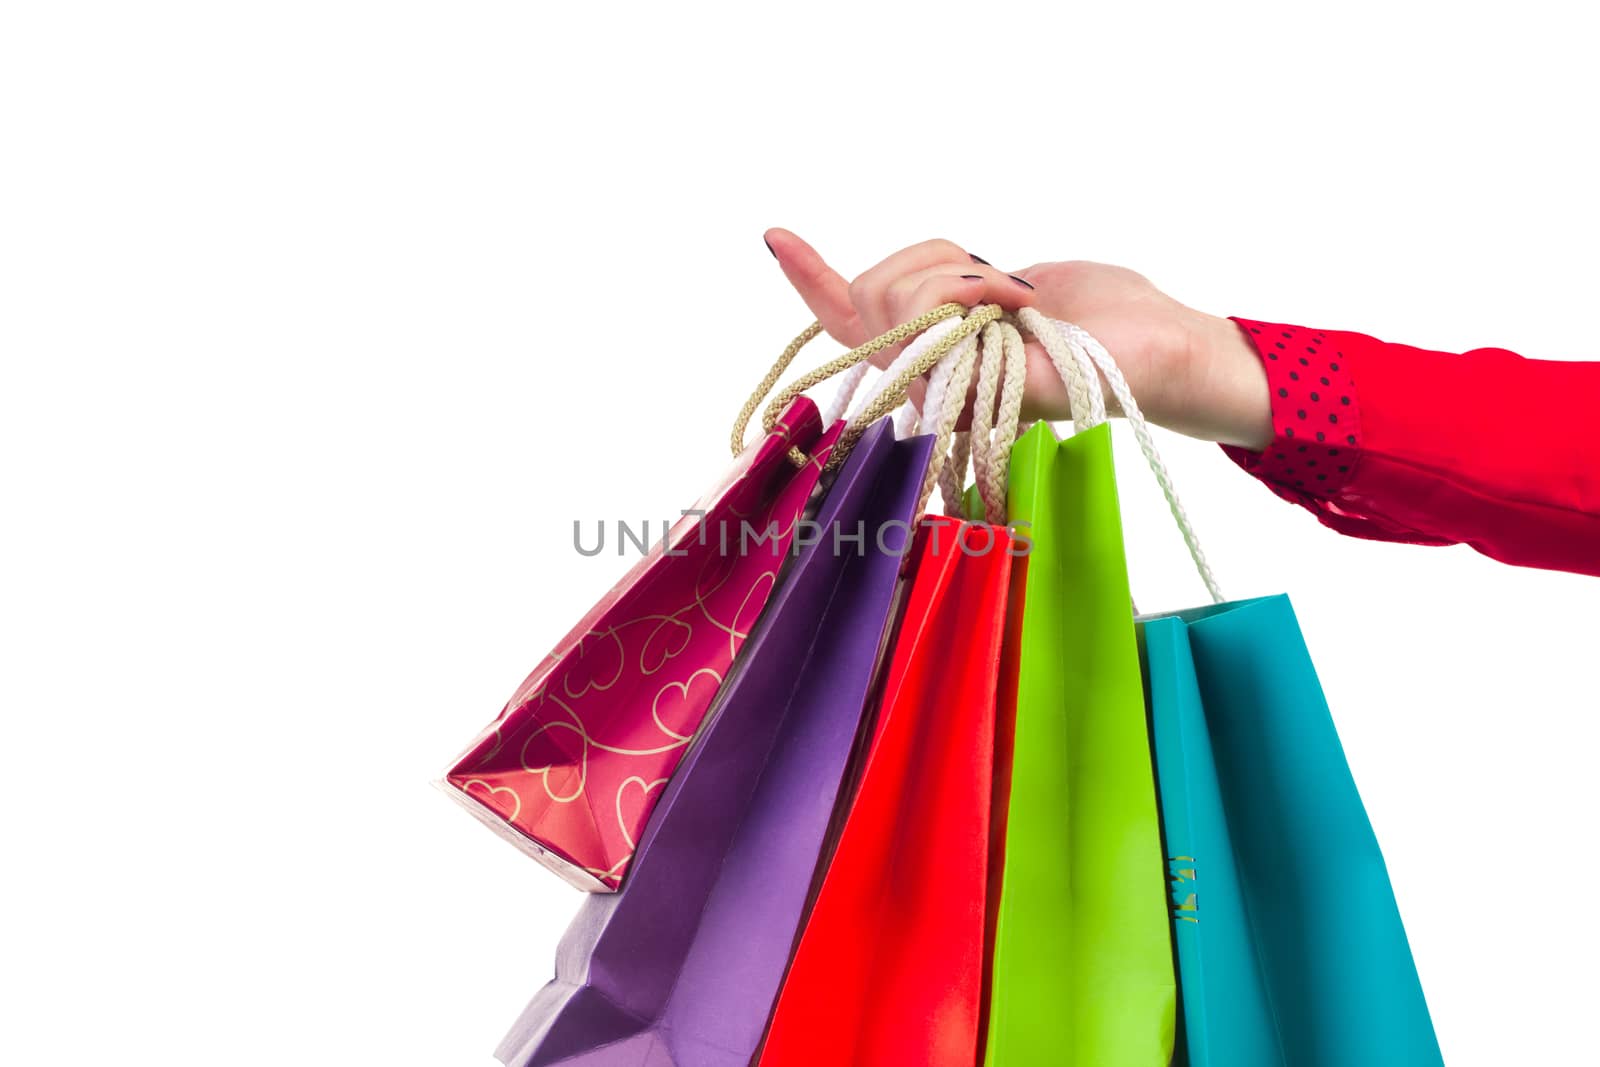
441;397;839;890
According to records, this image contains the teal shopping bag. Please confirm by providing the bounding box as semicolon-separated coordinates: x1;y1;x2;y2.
1140;608;1281;1067
1138;594;1443;1067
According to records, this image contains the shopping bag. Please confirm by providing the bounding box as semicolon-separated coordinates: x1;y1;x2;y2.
442;396;841;890
757;514;1014;1067
494;418;935;1067
983;419;1176;1066
1140;610;1280;1067
1140;595;1444;1066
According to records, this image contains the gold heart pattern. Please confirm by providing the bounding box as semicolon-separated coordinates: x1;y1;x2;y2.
445;398;842;891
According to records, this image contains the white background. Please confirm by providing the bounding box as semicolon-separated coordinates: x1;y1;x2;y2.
3;2;1596;1063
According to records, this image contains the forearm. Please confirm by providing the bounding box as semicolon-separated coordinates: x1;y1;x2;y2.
1212;318;1600;577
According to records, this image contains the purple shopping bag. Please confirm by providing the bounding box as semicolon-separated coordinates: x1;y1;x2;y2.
495;418;934;1067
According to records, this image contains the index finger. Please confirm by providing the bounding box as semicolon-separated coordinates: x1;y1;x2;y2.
763;227;869;347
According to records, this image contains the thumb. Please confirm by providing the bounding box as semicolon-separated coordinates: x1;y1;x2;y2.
764;227;869;348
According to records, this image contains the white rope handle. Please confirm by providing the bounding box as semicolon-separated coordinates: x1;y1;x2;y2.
845;316;965;425
938;431;972;517
915;309;1026;520
944;307;1109;529
838;308;1091;522
821;360;872;426
808;302;1221;606
921;322;971;517
907;325;983;517
1048;318;1225;603
1015;306;1106;432
893;396;921;439
838;308;988;519
967;318;1027;523
822;317;961;467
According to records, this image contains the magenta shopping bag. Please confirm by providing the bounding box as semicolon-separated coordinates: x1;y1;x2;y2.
443;397;840;890
494;418;934;1067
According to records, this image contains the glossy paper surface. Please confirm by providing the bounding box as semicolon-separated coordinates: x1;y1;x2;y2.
494;420;934;1067
444;398;841;890
983;421;1175;1066
758;515;1012;1067
1140;595;1443;1066
1141;611;1282;1067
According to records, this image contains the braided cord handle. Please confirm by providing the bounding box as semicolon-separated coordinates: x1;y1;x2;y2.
920;309;1095;524
847;315;966;427
1015;307;1224;605
1015;306;1107;432
741;299;1223;604
1051;318;1225;604
914;322;984;517
869;302;1224;604
729;302;974;465
967;317;1028;523
830;303;1004;472
729;304;963;460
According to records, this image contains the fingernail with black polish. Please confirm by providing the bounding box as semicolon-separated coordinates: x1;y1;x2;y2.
1008;274;1035;290
764;236;777;258
969;253;991;266
960;274;984;281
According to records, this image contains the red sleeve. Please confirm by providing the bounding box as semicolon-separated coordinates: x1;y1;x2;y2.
1219;318;1600;578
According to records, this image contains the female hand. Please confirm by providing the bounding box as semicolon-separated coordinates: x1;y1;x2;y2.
763;228;1273;450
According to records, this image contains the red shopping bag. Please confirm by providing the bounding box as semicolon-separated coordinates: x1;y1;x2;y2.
757;514;1014;1067
443;397;841;890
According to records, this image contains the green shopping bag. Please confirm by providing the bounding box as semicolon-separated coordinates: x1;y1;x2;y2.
982;418;1176;1066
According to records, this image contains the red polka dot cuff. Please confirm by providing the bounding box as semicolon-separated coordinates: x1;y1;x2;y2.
1219;317;1364;507
1217;317;1600;573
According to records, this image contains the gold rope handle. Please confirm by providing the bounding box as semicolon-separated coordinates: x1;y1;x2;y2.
729;321;823;458
729;302;970;461
758;304;974;439
823;302;1004;472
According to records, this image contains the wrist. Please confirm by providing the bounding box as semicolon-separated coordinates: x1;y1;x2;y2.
1187;312;1274;450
